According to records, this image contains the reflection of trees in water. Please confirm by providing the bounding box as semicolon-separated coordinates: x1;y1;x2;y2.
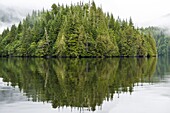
154;56;170;79
0;58;157;111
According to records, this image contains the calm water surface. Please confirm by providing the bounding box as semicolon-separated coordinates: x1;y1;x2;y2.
0;57;170;113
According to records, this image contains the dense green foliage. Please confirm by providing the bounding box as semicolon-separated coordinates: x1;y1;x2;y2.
141;27;170;56
0;2;157;57
0;58;157;111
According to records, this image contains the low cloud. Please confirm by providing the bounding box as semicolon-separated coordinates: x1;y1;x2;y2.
0;4;32;33
0;0;77;33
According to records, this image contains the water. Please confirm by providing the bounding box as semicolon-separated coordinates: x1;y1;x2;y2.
0;57;169;113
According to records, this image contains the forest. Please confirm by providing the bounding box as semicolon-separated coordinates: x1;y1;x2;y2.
0;1;157;57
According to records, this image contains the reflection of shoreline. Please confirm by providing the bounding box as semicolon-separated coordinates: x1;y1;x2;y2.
0;58;157;111
0;78;169;113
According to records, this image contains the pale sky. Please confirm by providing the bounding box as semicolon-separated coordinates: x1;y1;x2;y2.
0;0;170;27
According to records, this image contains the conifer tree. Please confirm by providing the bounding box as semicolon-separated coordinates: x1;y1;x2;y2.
0;1;157;57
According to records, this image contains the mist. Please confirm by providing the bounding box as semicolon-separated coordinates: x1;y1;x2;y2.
0;4;33;33
0;0;66;33
145;14;170;35
0;0;84;33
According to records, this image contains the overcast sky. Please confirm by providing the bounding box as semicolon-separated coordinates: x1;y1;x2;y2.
0;0;170;27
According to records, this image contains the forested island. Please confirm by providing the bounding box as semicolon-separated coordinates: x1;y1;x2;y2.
0;1;157;57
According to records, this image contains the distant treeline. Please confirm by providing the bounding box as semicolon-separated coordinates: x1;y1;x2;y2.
140;27;170;56
0;1;157;57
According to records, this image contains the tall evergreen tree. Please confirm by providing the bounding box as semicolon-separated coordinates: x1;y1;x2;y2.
0;1;157;57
